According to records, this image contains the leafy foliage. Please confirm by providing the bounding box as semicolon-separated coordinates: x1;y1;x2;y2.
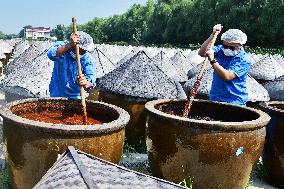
50;25;65;41
179;176;194;189
18;25;32;38
20;0;284;49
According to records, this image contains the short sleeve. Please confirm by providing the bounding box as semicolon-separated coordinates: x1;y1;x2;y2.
213;45;223;54
228;57;251;78
47;41;68;61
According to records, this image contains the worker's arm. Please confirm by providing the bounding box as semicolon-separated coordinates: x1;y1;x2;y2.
206;49;236;81
211;61;237;81
198;24;222;57
56;33;80;57
55;43;73;57
78;55;96;90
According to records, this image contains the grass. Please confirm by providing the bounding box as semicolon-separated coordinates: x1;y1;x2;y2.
255;161;272;186
179;176;194;189
123;139;147;154
178;176;255;189
245;180;253;189
0;168;12;189
245;46;284;57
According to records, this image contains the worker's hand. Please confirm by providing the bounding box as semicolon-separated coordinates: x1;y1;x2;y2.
213;24;222;34
206;49;215;61
70;33;80;47
77;74;92;89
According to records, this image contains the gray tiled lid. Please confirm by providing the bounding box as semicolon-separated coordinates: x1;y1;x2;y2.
142;46;160;58
184;50;204;67
13;40;31;59
33;147;186;189
90;47;116;78
171;51;194;76
2;50;53;98
152;51;188;82
4;39;19;47
183;64;213;96
273;54;284;69
249;54;284;81
247;75;270;102
0;40;13;54
97;44;134;64
264;79;284;100
0;52;5;59
161;48;178;58
184;65;270;102
115;49;137;67
247;53;262;65
275;75;284;81
5;43;42;75
97;51;187;100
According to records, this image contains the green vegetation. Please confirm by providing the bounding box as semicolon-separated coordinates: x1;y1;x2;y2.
49;0;284;50
123;140;147;154
245;46;284;57
2;0;284;53
179;176;194;189
0;31;18;40
255;161;272;186
0;168;12;189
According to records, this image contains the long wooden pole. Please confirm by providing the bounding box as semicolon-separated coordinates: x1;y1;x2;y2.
182;31;220;118
72;17;88;125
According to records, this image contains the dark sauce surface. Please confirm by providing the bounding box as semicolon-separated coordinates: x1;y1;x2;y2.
271;104;284;110
157;103;218;121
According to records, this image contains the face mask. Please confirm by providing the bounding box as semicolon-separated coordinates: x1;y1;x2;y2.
70;51;77;59
222;48;238;56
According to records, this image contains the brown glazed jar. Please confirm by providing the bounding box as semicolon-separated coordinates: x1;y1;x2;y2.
0;98;130;189
145;99;270;189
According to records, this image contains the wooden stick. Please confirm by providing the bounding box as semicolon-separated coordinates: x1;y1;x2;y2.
182;31;220;118
72;17;88;125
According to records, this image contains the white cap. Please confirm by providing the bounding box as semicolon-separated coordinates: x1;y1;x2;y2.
77;31;95;52
221;29;247;44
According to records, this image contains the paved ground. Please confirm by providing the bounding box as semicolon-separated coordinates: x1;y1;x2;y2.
120;153;278;189
250;176;277;189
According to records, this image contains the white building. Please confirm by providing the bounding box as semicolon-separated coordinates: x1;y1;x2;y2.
24;26;51;40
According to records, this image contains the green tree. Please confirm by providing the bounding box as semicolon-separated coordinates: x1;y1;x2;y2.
0;31;6;39
47;0;284;48
146;2;173;44
51;24;65;40
18;25;32;38
5;34;18;39
81;18;107;43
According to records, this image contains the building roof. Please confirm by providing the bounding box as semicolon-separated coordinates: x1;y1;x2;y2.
33;146;186;189
25;26;50;31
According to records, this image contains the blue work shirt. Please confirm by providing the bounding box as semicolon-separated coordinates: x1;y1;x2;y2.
209;45;251;105
47;41;96;98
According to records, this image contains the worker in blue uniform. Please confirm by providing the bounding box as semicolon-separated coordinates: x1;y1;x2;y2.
199;24;251;105
47;31;96;98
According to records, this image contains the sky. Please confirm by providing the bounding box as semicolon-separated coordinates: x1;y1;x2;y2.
0;0;148;34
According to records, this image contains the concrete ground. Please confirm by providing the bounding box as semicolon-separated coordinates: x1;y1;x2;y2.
120;153;278;189
250;175;277;189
